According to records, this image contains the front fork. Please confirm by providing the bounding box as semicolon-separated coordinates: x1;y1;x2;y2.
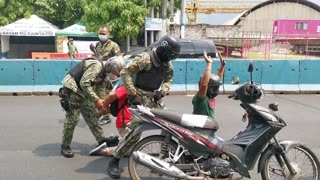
273;136;297;176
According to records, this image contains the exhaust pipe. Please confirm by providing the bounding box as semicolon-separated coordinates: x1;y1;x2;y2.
132;151;204;180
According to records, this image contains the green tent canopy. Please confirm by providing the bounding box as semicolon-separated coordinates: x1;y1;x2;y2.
55;22;97;37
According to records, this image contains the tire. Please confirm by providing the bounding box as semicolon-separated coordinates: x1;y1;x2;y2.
261;144;320;180
128;135;186;180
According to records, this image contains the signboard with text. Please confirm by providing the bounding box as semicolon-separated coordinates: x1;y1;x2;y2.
0;15;59;36
145;18;163;31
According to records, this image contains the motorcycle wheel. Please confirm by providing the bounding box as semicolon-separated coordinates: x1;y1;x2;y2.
261;144;320;180
128;135;186;180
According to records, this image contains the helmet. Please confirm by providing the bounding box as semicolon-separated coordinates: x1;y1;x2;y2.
155;35;181;62
206;74;222;98
235;83;262;103
103;56;125;77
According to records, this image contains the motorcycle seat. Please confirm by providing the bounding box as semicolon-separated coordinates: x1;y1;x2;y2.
151;108;219;130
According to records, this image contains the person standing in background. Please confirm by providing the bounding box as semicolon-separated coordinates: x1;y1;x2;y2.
90;25;121;125
67;38;78;59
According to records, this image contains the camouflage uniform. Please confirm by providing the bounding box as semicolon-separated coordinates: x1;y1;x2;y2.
60;60;107;147
113;51;173;159
95;39;121;122
95;40;120;61
67;41;78;59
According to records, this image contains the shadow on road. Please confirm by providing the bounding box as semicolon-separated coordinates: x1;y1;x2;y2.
75;157;131;180
32;142;93;157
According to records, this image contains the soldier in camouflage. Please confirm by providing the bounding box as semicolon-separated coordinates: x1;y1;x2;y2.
107;35;181;179
91;25;121;125
94;25;120;61
67;38;78;59
59;56;125;158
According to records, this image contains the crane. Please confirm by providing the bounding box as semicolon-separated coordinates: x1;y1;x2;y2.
185;0;265;24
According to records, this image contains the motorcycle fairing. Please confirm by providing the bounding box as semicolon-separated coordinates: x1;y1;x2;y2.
151;116;224;154
224;104;284;170
249;104;282;122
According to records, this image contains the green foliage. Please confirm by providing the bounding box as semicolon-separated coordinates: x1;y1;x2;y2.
82;0;149;43
0;0;35;25
0;0;181;44
0;0;82;28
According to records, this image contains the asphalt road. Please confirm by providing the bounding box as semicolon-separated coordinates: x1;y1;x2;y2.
0;94;319;180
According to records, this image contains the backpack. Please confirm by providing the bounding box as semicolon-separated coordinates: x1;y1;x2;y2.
110;98;128;116
110;98;128;128
110;99;120;117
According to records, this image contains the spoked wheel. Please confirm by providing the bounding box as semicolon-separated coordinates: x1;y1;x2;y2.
128;135;186;180
262;145;320;180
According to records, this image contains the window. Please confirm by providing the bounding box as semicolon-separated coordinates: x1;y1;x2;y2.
180;42;194;53
194;41;211;54
295;22;308;30
317;26;320;33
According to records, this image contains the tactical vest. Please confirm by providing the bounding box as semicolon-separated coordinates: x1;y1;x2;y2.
68;58;106;88
133;51;169;91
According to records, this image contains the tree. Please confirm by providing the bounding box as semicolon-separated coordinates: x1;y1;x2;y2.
81;0;150;44
0;0;83;28
0;0;181;44
0;0;35;25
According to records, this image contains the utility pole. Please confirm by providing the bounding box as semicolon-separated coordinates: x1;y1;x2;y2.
144;0;148;47
161;0;167;19
180;0;186;38
169;0;174;35
161;0;168;37
150;7;154;44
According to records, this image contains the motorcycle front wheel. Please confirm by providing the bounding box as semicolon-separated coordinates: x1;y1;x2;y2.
128;135;186;180
261;144;320;180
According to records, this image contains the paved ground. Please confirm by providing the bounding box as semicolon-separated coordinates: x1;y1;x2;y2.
0;94;319;180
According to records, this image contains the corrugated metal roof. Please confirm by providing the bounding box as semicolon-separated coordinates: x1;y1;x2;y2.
226;0;320;25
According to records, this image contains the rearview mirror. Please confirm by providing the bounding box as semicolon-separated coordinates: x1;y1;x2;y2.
231;76;240;85
248;62;254;73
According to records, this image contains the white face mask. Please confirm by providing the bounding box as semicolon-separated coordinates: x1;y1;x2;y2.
99;34;108;41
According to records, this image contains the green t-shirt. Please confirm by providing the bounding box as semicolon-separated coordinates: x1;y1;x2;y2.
192;93;216;118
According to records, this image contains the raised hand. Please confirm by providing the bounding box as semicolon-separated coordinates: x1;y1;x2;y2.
217;51;226;66
203;51;212;64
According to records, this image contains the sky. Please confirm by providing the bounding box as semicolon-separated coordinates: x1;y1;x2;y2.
197;0;320;25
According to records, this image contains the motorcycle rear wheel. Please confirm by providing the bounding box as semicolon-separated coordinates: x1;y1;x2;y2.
261;144;320;180
128;135;186;180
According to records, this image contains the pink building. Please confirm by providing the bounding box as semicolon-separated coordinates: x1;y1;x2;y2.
273;19;320;36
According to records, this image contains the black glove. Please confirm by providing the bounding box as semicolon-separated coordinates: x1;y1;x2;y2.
153;90;165;101
128;94;142;105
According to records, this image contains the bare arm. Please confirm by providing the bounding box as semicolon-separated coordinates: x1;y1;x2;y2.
198;51;213;98
216;51;226;78
99;91;118;115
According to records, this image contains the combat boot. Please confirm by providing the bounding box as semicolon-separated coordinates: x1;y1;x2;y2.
107;157;121;179
61;145;74;158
